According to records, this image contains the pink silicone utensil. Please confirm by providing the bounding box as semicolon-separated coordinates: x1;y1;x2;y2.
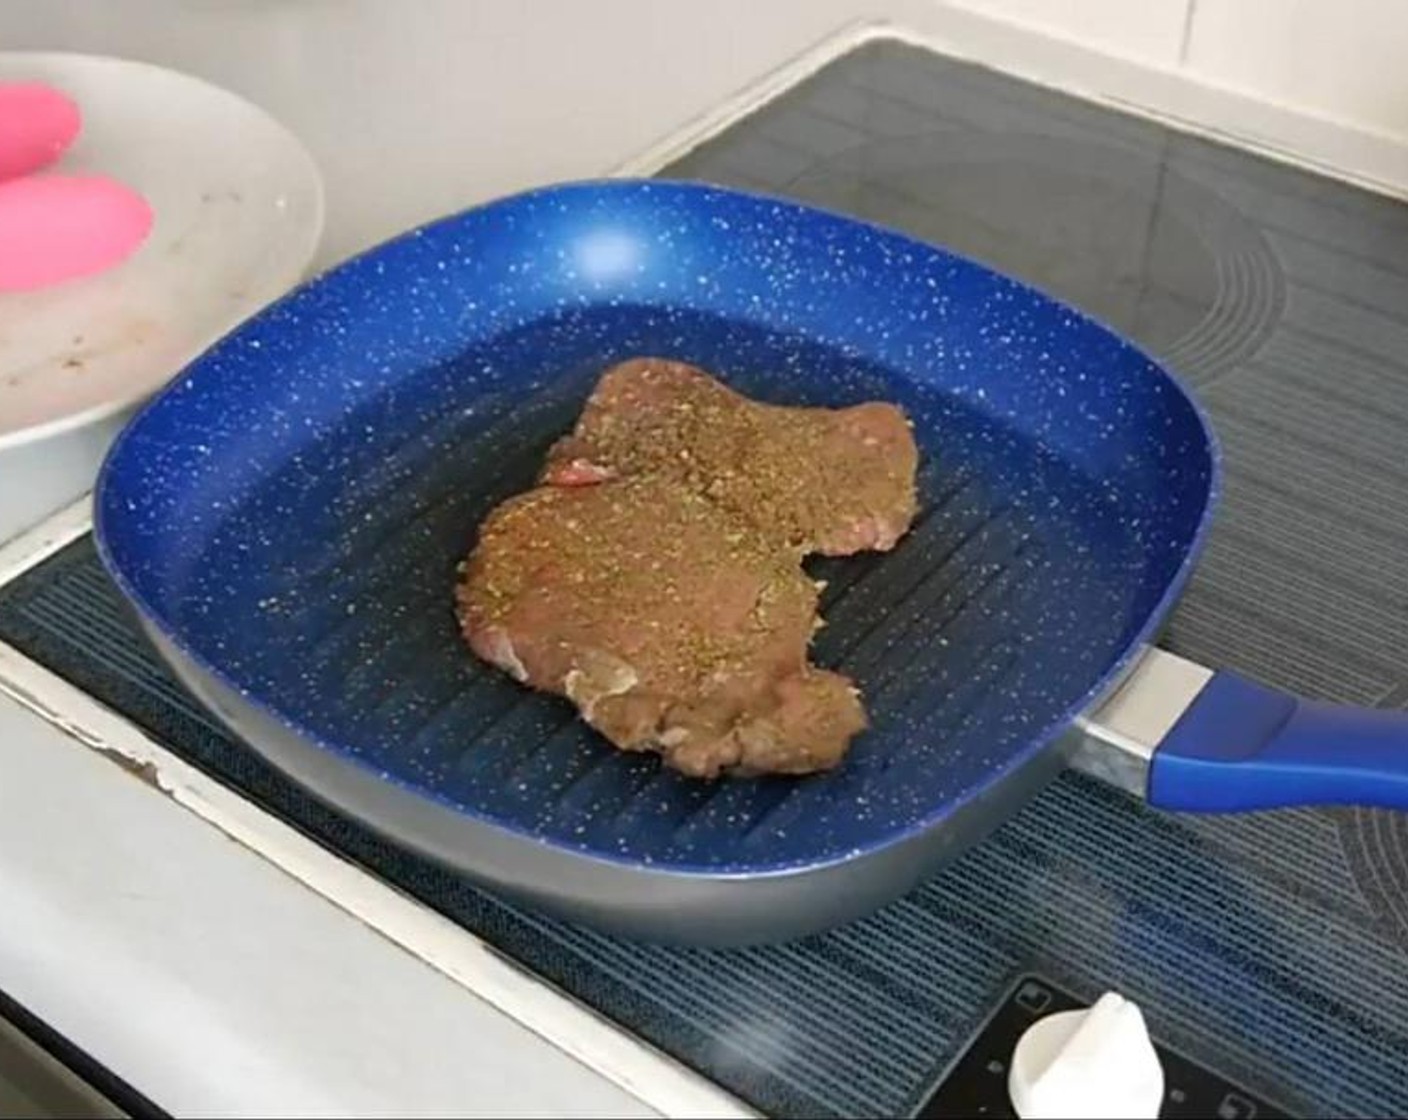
0;82;82;180
0;174;153;291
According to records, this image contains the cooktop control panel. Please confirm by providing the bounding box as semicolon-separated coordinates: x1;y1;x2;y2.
915;975;1294;1119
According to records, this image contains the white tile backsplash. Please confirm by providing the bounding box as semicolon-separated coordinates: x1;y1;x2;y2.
943;0;1192;66
1183;0;1408;141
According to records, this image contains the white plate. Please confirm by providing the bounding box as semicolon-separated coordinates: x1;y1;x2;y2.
0;52;324;449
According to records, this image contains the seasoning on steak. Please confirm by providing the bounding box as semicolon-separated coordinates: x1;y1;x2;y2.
457;475;867;777
542;358;919;555
455;357;920;779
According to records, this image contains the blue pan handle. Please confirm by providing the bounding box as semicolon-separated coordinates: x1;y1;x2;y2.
1147;670;1408;812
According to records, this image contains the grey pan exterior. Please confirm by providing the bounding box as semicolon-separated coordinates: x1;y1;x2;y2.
147;624;1087;946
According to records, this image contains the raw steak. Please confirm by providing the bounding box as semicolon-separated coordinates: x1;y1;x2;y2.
456;358;919;778
457;475;866;778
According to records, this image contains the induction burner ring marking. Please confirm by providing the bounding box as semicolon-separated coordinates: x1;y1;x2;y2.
783;131;1286;386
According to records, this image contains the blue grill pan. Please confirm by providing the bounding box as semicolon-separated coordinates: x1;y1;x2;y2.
93;180;1408;944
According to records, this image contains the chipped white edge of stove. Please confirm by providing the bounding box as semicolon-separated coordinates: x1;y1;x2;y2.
0;676;664;1119
0;642;754;1120
2;9;1408;1118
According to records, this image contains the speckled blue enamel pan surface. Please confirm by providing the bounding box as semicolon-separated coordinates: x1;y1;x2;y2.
94;180;1217;942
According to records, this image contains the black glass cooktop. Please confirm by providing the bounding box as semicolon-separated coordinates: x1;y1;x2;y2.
4;36;1408;1119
